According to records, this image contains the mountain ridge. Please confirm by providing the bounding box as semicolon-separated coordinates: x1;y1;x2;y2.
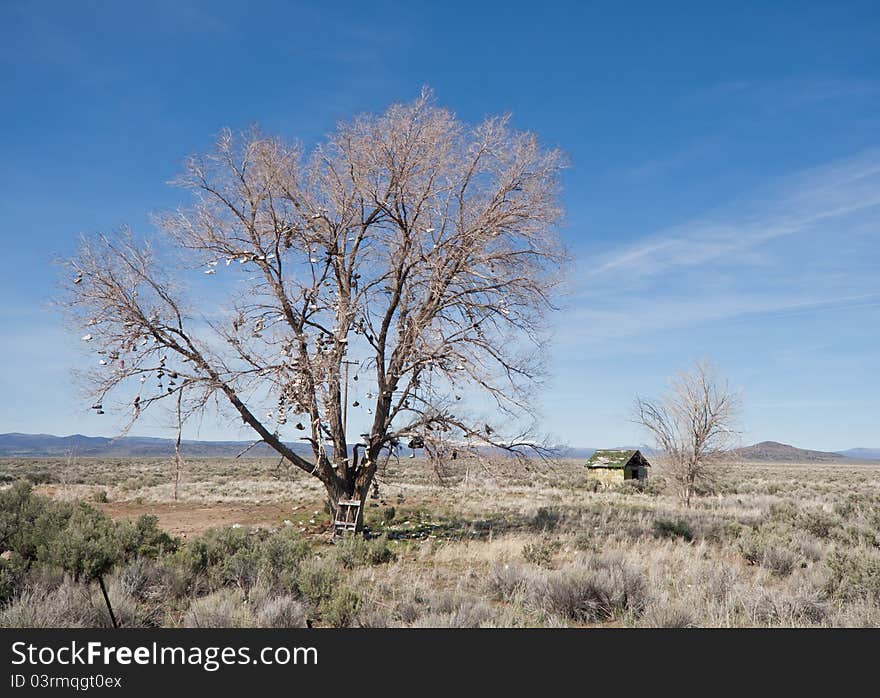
733;440;854;463
0;433;876;461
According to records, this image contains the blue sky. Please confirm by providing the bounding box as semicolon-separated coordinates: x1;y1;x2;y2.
0;0;877;450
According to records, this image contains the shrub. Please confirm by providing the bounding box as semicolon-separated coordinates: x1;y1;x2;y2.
799;509;838;539
768;501;799;523
176;527;262;592
530;556;648;623
320;587;361;628
116;515;177;558
393;596;424;624
0;580;105;628
582;479;601;493
101;578;152;628
172;526;312;596
183;589;252;628
759;544;800;577
572;531;598;553
332;535;396;569
825;550;880;602
529;507;563;532
639;477;666;496
485;563;532;601
829;599;880;627
610;479;644;495
112;557;176;606
0;484;173;621
255;595;309;628
410;599;495;628
0;481;73;562
41;504;121;583
745;589;827;627
739;525;803;576
652;518;693;542
0;554;28;607
356;607;391;628
295;558;339;605
522;538;562;568
639;601;696;628
258;528;311;592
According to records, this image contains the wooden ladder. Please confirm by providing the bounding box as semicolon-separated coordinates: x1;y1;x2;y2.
333;499;361;535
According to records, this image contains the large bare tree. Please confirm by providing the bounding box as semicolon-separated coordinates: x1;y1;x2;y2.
62;91;568;528
634;362;741;506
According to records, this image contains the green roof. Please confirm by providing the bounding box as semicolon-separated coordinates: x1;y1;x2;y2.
586;449;640;469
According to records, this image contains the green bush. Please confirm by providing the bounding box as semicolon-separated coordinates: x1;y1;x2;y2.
529;507;563;532
295;558;339;605
0;558;21;606
258;528;311;592
332;535;396;569
652;518;694;542
41;504;120;583
320;587;361;627
116;515;177;558
825;550;880;602
174;527;259;592
172;526;312;596
799;509;838;539
522;539;562;568
0;482;176;611
0;481;74;562
739;524;802;577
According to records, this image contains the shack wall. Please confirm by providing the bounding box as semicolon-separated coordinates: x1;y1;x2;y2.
586;468;625;485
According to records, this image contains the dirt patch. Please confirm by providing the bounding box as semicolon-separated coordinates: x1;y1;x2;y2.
96;500;322;538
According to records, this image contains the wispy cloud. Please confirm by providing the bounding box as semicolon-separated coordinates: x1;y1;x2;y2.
692;75;880;111
558;292;880;347
560;149;880;353
586;150;880;282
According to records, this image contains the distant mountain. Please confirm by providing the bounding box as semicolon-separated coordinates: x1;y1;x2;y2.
0;432;315;458
0;434;872;463
836;448;880;461
0;432;574;459
734;441;851;463
552;446;657;460
554;447;595;459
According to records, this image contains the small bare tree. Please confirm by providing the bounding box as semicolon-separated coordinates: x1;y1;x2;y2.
61;90;568;530
634;362;740;506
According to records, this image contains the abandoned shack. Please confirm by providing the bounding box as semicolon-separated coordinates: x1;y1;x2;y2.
585;449;651;485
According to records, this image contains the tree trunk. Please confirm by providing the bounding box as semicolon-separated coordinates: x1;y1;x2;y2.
684;476;694;508
324;466;376;535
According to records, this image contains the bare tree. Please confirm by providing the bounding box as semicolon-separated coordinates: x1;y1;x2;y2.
634;362;741;507
61;90;568;529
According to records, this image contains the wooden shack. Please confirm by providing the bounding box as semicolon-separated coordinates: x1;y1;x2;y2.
585;449;651;485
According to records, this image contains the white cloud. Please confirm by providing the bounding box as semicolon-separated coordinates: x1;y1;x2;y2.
585;150;880;282
558;292;880;347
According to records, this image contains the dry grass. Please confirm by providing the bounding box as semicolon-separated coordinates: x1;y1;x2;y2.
2;455;879;627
